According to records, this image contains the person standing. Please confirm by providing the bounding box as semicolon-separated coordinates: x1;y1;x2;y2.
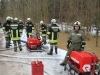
60;21;86;66
2;16;11;48
19;20;24;34
47;19;60;55
26;18;34;38
40;21;47;44
10;17;22;52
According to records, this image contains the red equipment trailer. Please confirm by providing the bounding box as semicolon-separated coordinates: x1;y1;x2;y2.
66;51;100;75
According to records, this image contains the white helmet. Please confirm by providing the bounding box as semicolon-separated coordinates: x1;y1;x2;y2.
40;21;44;24
74;21;81;26
14;17;18;20
19;20;22;22
52;19;56;24
6;16;11;21
10;17;13;20
51;19;53;23
27;18;31;21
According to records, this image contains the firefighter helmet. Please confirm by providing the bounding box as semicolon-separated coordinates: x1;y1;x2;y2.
74;21;81;26
52;19;56;24
10;17;13;20
14;17;18;20
27;18;31;21
19;20;22;22
40;21;44;24
6;16;11;21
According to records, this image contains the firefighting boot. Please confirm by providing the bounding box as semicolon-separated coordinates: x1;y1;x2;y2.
60;62;66;66
47;49;53;55
55;47;58;54
20;48;23;51
14;46;17;52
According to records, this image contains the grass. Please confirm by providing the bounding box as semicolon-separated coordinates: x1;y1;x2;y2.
58;31;100;58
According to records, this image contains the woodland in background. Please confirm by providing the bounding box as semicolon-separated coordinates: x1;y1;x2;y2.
0;0;100;25
0;0;100;46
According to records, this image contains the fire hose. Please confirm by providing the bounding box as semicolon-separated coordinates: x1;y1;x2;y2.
0;44;26;51
0;54;71;75
0;54;63;60
0;59;54;75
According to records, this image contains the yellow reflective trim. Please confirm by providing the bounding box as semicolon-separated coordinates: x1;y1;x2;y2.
42;34;46;36
2;27;5;30
16;30;18;38
52;32;54;40
52;27;59;29
82;45;85;47
32;27;34;30
49;40;57;43
12;37;20;40
47;32;50;35
11;24;18;26
11;30;13;38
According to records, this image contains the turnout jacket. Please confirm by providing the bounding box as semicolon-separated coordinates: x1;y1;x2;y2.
10;21;21;41
68;30;85;43
26;21;34;32
40;24;47;36
2;21;11;37
19;22;24;33
47;24;60;43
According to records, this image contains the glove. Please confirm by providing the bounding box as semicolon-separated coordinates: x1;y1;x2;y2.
81;41;85;51
66;40;71;49
66;44;70;49
81;47;84;51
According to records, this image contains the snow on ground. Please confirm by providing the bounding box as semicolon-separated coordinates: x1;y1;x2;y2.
0;28;69;75
0;24;99;75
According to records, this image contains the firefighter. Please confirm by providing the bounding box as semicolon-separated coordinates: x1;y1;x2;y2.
2;16;11;48
47;19;60;55
26;18;34;37
40;21;47;44
60;21;86;66
19;20;24;34
10;17;22;52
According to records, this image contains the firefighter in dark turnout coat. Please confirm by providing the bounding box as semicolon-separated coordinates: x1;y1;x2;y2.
2;16;11;48
40;21;47;44
26;18;34;37
10;18;22;52
19;20;24;33
47;19;60;55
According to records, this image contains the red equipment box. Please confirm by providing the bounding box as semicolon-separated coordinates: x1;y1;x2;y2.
68;51;98;73
27;38;42;50
31;61;44;75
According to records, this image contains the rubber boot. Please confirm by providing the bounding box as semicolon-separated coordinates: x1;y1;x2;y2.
47;49;53;55
55;47;57;54
60;62;66;66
